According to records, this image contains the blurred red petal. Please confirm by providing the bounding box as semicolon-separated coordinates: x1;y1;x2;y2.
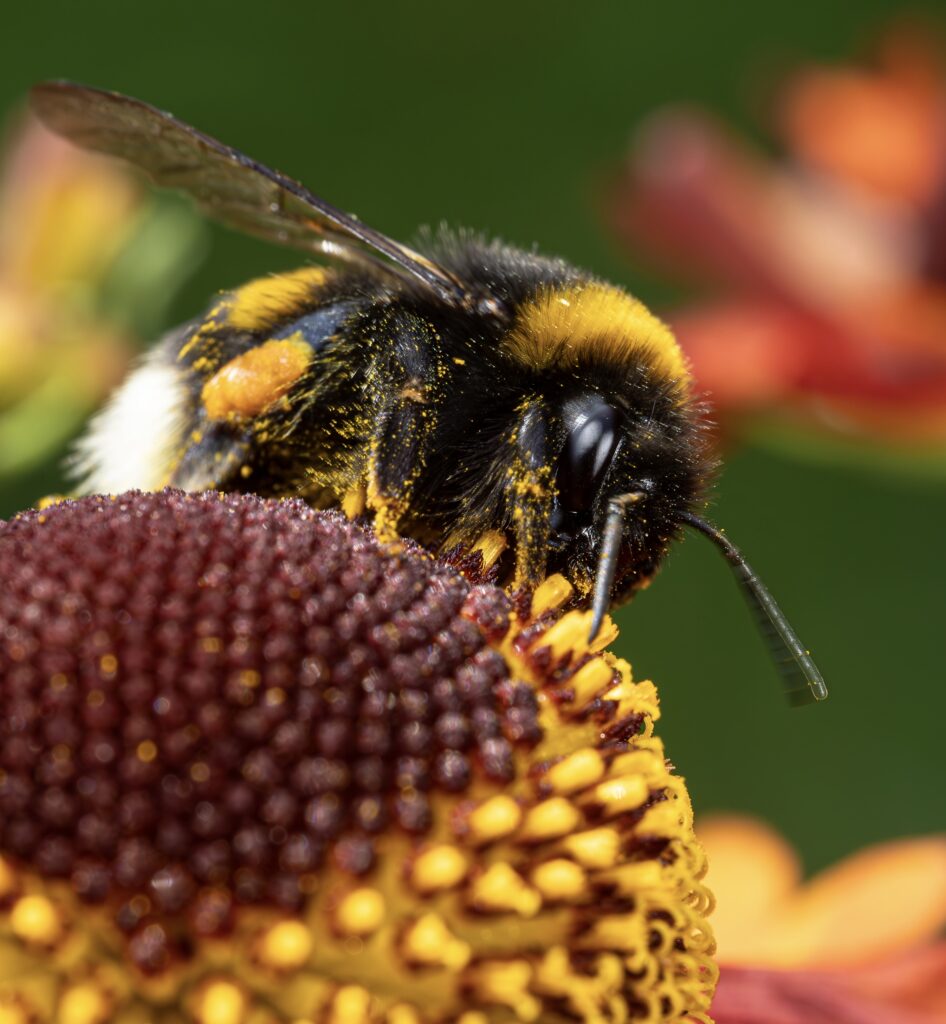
613;110;793;294
672;301;814;407
713;959;946;1024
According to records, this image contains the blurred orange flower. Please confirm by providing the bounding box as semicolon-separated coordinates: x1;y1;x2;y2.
700;815;946;1023
0;111;203;478
611;27;946;452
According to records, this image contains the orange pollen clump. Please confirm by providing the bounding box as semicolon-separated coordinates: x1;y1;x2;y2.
201;335;312;420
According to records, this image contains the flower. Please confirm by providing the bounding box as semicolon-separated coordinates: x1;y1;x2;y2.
609;27;946;455
0;113;203;481
700;814;946;1023
0;490;716;1023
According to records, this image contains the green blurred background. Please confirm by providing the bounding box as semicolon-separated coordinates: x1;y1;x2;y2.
1;1;943;875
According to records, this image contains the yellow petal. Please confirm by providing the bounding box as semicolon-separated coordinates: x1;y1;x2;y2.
767;836;946;968
698;814;801;963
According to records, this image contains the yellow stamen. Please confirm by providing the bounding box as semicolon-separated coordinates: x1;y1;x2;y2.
534;611;589;661
531;859;587;901
519;797;581;842
401;914;471;970
385;1005;421;1024
257;919;314;970
194;980;246;1024
598;861;665;895
531;573;573;615
335;888;386;937
10;894;63;946
587;775;650;816
545;748;605;794
468;863;542;916
330;985;373;1024
471;530;508;571
58;983;111;1024
581;913;650;954
471;960;541;1022
0;1000;31;1024
567;658;616;708
466;794;522;843
562;827;622;869
411;844;469;892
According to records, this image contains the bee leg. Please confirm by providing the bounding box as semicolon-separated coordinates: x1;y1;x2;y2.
366;398;429;542
507;399;555;589
364;311;442;542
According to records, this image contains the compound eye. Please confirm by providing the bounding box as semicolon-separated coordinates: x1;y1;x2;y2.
557;403;620;513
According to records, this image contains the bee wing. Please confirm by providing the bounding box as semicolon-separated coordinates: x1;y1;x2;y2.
30;81;468;306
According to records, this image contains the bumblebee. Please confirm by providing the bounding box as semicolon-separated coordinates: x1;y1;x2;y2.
32;82;826;704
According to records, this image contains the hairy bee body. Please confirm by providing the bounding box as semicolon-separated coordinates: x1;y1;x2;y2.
34;81;825;700
78;235;707;600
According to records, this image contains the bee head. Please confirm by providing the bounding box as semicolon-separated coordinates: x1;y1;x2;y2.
551;388;827;707
548;385;709;619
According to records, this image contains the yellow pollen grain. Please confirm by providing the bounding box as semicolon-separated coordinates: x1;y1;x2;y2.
531;859;587;901
402;913;471;970
202;336;312;421
201;637;222;654
472;960;541;1022
335;888;386;937
136;740;157;763
10;894;63;946
562;827;621;869
568;659;615;708
330;985;373;1024
86;689;105;707
411;844;469;892
469;863;542;917
341;483;367;519
519;798;581;842
239;669;261;688
226;266;329;332
190;761;210;783
265;687;287;706
58;983;110;1024
0;856;16;898
467;794;522;844
194;979;246;1024
546;749;605;794
98;653;117;676
531;574;573;615
258;919;313;970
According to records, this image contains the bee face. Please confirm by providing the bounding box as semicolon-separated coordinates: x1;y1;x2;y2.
546;374;708;603
32;81;827;704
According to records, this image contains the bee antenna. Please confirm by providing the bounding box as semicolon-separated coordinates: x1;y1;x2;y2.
680;511;828;706
588;492;643;644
